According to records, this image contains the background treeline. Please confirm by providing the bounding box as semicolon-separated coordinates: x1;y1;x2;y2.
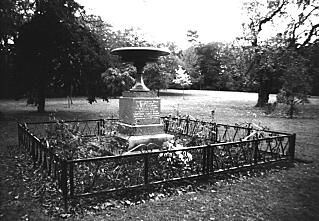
0;0;318;112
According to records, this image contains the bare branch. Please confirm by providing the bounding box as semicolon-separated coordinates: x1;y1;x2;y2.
301;5;319;23
257;0;287;33
302;23;319;46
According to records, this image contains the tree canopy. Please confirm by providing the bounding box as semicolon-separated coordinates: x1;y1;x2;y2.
1;0;319;114
14;0;108;111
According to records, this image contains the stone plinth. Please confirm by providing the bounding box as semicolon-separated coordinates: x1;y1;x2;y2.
117;91;173;149
119;93;161;126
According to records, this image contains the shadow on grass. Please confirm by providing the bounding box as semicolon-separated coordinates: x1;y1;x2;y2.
159;91;192;97
1;109;117;123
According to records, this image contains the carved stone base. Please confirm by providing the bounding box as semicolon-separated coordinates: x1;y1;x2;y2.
117;90;174;149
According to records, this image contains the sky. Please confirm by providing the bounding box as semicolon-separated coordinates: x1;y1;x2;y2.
77;0;245;49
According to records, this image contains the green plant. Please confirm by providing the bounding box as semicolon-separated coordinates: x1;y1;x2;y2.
45;116;128;159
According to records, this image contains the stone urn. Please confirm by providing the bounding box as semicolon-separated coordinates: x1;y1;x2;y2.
111;47;173;150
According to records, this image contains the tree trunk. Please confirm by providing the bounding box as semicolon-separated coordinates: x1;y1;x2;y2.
37;87;46;113
255;88;270;107
37;74;47;113
0;39;9;98
255;73;271;107
288;103;294;119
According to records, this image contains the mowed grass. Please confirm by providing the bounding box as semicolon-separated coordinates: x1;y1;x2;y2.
1;89;319;220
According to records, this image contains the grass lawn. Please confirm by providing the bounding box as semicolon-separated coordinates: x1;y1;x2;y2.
1;89;319;220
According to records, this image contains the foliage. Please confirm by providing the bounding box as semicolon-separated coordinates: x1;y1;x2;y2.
158;140;193;173
45;117;82;160
219;43;256;91
280;0;319;48
14;0;108;111
180;46;202;89
308;42;319;95
144;55;179;94
100;67;134;97
197;42;229;90
173;66;192;88
0;0;34;98
275;49;312;118
143;63;171;93
240;0;319;106
240;0;288;107
45;116;127;159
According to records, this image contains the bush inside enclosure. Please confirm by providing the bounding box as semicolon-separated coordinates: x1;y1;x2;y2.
42;116;218;160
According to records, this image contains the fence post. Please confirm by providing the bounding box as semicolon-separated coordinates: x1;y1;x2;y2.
144;155;149;185
164;117;169;133
69;163;74;197
98;119;105;136
42;147;47;171
211;110;215;122
202;147;208;175
253;141;259;165
208;146;213;174
31;137;36;167
38;141;42;167
186;116;189;135
288;133;296;162
102;119;105;135
61;160;68;211
215;125;218;143
97;120;100;136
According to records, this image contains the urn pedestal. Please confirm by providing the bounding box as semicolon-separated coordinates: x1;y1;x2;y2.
117;91;173;148
111;47;173;149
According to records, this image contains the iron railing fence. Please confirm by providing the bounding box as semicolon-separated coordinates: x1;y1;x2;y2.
23;118;118;138
18;117;295;210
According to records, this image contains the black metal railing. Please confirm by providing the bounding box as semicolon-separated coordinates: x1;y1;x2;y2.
18;117;296;211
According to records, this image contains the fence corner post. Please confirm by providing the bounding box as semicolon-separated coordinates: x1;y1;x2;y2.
288;133;296;162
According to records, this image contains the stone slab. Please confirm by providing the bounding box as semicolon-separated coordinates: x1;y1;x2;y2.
117;122;164;136
116;133;174;149
119;97;161;125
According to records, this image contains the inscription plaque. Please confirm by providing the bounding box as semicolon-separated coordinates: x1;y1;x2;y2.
134;100;160;120
119;97;161;125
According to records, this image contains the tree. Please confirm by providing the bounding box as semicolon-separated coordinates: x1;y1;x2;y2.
196;42;224;90
15;0;107;112
173;65;192;98
307;42;319;95
277;70;311;118
0;0;34;98
275;47;312;118
219;42;256;92
100;67;134;97
241;0;288;107
181;30;202;89
143;42;181;95
181;46;202;89
242;0;319;107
